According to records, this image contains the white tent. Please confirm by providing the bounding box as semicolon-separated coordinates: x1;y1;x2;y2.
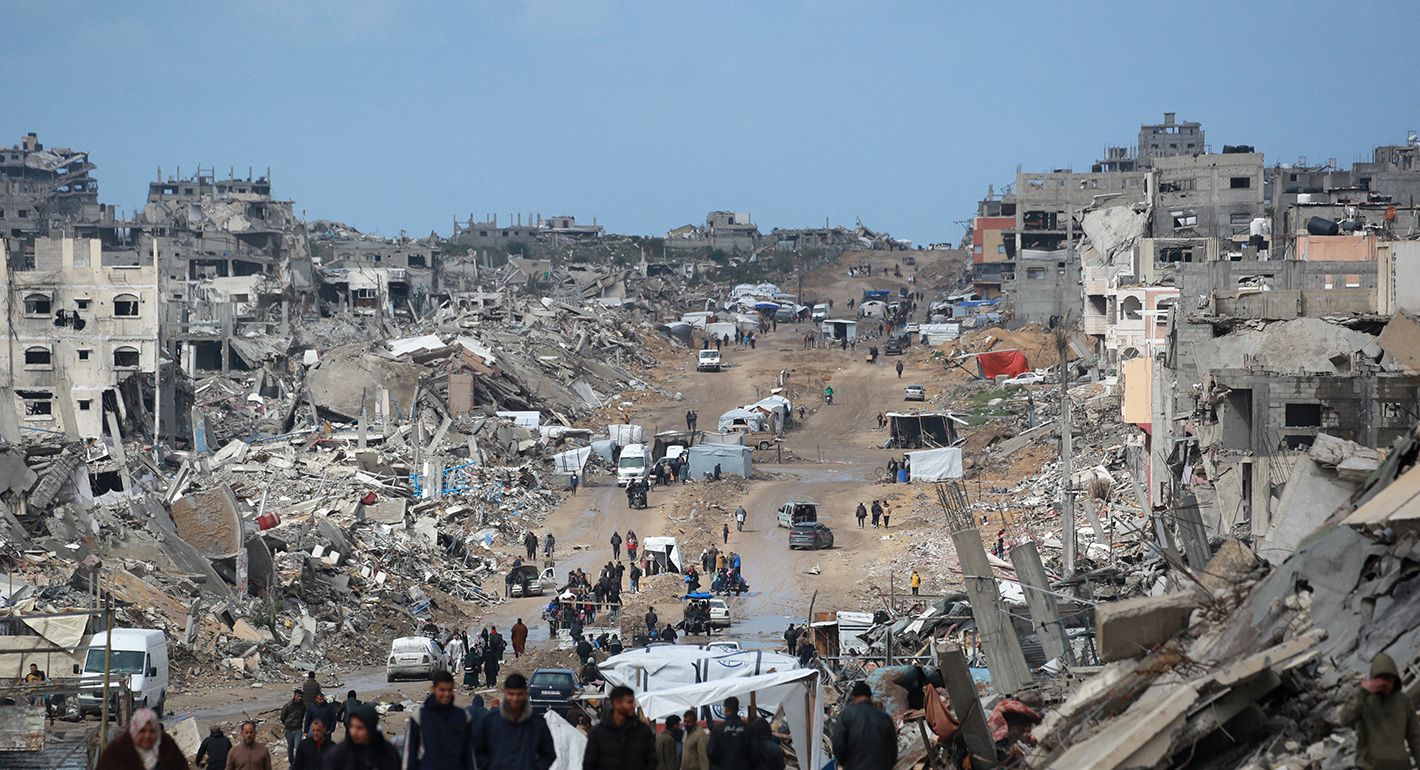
600;646;802;693
633;669;828;770
718;408;765;433
704;321;737;342
641;536;682;573
607;424;647;446
552;447;591;475
546;709;587;770
906;447;964;481
688;444;752;479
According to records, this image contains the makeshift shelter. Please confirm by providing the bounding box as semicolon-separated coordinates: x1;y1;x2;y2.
641;536;682;574
633;669;828;770
747;396;791;431
859;300;889;319
887;412;964;448
821;319;858;342
607;423;647;446
600;646;802;692
976;349;1030;379
552;447;591;475
906;447;964;481
687;444;752;479
717;408;766;433
704;321;737;342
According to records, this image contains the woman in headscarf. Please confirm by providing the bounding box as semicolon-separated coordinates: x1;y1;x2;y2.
323;704;399;770
95;707;190;770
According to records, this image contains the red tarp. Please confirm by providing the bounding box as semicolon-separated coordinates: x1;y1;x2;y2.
977;349;1029;379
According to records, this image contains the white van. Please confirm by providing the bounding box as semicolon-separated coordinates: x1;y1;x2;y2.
76;628;169;716
617;443;650;486
811;304;829;322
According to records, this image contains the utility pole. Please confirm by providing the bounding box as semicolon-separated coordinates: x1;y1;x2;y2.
100;595;113;746
1057;328;1076;576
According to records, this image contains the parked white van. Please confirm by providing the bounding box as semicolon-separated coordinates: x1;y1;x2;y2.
617;443;650;486
76;628;169;716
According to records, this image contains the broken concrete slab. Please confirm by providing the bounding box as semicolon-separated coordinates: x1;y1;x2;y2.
1377;310;1420;372
170;485;245;559
1197;538;1259;594
364;498;407;524
1259;455;1357;565
1095;592;1198;661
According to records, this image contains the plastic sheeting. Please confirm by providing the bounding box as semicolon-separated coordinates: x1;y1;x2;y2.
601;646;802;693
496;411;541;429
641;536;682;572
546;709;587;770
717;408;765;433
607;424;647;446
552;447;591;475
906;447;963;481
977;349;1030;379
687;444;752;479
632;669;828;770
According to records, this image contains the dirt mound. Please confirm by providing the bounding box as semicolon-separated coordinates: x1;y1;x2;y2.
947;324;1061;370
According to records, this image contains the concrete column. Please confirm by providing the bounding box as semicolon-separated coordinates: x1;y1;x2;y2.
1250;384;1271;534
952;527;1032;694
936;642;997;769
1009;541;1072;665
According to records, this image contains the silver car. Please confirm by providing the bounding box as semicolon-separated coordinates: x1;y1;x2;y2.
904;384;926;402
386;636;446;681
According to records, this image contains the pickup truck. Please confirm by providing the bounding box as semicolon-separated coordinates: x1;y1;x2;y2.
729;428;779;451
696;350;722;372
506;565;557;597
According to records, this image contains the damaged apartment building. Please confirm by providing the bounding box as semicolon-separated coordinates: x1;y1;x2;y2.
309;221;438;320
0;237;163;462
1066;130;1420;549
666;210;911;257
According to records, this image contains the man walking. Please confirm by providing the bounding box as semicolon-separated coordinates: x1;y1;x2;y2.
228;721;273;770
611;531;623;560
681;709;707;770
686;410;694;432
855;502;867;529
196;725;232;770
472;674;556;770
830;682;896;770
630;562;642;593
338;690;363;736
656;715;683;770
1339;653;1420;770
403;672;473;770
524;531;538;560
293;716;333;770
645;607;659;637
870;501;882;528
707;697;751;770
279;689;305;761
910;571;921;597
895;360;903;379
511;618;529;658
544;532;556;558
734;506;746;532
722;523;729;545
306;693;336;738
446;634;466;676
584;685;655;770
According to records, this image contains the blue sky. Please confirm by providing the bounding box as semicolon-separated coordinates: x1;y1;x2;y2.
4;1;1418;245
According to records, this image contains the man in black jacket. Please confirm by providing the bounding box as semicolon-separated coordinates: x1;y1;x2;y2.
292;716;333;770
403;672;473;770
279;689;305;762
584;685;654;770
195;725;232;770
830;682;896;770
473;674;556;770
706;697;751;770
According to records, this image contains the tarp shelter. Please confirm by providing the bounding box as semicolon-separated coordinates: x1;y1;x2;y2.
632;669;827;770
919;323;961;345
704;322;737;342
976;349;1030;379
887;412;963;448
641;536;682;573
748;395;791;431
496;411;541;429
600;646;802;692
821;319;858;342
688;444;752;479
810;611;875;657
680;312;713;328
607;424;647;446
753;301;780;312
906;447;964;481
717;408;766;433
661;322;694;344
552;447;591;475
859;300;889;319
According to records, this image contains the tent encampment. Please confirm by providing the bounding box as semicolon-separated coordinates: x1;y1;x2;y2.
887;412;965;448
906;447;964;481
687;444;752;479
641;536;682;573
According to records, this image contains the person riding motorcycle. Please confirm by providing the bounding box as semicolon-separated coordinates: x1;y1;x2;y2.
824;385;834;405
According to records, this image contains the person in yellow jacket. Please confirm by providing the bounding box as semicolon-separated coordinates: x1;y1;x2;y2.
910;571;922;597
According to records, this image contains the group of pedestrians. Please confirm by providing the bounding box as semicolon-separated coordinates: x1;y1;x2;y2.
458;625;519;690
853;500;890;529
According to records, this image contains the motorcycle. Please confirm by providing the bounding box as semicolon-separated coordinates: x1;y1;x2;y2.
824;392;834;405
627;487;648;509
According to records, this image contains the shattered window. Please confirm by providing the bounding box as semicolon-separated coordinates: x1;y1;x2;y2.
113;347;141;368
23;293;51;315
113;293;140;317
18;392;52;417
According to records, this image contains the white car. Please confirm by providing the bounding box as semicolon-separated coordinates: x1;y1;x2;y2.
1004;371;1046;386
708;598;731;628
386;636;447;681
904;384;926;402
